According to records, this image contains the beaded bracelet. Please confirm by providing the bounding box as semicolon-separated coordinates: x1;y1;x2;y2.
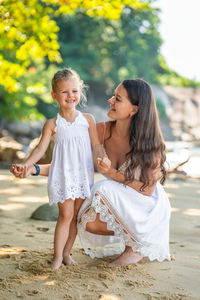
32;164;40;176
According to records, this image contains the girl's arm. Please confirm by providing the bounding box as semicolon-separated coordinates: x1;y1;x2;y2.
98;159;160;196
10;119;55;178
10;163;51;178
84;114;105;160
23;119;54;168
25;164;51;177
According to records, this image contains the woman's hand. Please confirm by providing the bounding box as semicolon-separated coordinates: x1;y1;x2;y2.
97;156;111;174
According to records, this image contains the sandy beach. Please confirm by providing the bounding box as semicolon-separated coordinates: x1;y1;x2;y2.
0;170;200;300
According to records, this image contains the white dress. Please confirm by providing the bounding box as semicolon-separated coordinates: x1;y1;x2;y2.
78;161;171;262
48;112;94;205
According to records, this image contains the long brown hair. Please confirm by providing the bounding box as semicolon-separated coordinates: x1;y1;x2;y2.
107;79;166;190
123;79;166;189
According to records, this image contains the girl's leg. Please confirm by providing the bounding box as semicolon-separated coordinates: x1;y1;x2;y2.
62;198;84;265
51;199;74;270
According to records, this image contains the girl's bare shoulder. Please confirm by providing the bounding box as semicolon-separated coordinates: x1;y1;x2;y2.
43;116;57;134
82;113;95;124
96;121;111;143
45;116;57;127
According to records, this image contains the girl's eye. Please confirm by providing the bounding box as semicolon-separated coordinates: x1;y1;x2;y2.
115;98;120;102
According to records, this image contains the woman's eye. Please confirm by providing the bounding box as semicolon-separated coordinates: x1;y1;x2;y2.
116;98;120;102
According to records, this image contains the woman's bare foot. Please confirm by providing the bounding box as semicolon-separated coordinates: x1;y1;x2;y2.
63;254;78;266
111;247;143;266
51;257;63;270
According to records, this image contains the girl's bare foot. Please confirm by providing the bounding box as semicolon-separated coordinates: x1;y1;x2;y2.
51;257;63;270
63;254;78;265
111;247;143;266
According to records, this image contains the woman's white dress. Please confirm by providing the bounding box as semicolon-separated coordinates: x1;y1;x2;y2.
78;162;171;262
48;112;94;205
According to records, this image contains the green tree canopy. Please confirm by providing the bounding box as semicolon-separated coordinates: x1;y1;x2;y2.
1;0;199;121
0;0;149;92
56;6;162;100
0;0;150;120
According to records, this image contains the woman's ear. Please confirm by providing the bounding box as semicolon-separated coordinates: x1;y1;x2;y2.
130;105;138;117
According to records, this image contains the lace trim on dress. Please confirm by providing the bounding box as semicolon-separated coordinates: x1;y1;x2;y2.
48;171;92;204
78;191;171;262
56;112;80;128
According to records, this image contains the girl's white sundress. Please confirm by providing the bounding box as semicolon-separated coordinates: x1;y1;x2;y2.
48;112;94;205
78;154;171;262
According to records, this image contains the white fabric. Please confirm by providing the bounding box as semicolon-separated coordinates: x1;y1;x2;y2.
78;179;171;262
48;112;94;205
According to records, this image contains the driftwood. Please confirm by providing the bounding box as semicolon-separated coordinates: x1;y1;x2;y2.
167;157;190;177
167;156;190;175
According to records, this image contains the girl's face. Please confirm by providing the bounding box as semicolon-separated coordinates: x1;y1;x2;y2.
52;77;81;109
107;84;138;120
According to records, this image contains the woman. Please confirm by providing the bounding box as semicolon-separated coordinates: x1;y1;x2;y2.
11;78;171;265
77;78;171;265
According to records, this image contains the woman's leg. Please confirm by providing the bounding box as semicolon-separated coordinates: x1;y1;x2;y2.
86;213;114;235
86;213;142;265
62;198;84;265
111;246;143;265
51;200;74;270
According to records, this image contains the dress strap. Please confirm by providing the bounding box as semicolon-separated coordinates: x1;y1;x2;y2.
102;121;106;146
102;122;107;156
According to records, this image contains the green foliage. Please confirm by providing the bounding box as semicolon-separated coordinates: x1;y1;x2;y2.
57;6;163;99
158;55;200;87
0;0;147;92
0;0;150;120
0;0;199;121
0;0;61;93
0;61;58;121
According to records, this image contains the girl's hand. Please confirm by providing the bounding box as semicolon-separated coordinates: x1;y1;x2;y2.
10;164;36;178
97;156;111;174
10;164;25;178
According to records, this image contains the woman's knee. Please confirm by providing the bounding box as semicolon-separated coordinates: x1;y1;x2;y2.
92;180;115;198
85;214;101;234
92;180;109;194
86;221;96;233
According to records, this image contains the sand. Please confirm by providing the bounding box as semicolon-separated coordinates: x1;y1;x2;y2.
0;170;200;300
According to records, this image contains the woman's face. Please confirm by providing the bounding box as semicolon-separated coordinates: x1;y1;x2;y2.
107;84;138;120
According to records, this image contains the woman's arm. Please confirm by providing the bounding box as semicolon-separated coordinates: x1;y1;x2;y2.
98;160;159;196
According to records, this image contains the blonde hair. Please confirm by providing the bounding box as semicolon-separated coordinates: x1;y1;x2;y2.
51;68;87;105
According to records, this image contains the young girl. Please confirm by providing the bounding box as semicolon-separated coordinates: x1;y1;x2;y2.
11;68;106;270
